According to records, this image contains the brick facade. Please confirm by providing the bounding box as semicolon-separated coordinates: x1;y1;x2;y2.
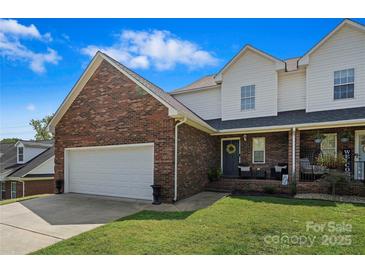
1;179;55;200
177;124;220;200
54;60;176;202
220;131;290;177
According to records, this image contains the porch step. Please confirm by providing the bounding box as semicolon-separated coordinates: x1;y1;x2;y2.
205;187;233;193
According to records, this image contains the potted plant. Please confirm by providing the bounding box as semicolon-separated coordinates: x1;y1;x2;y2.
208;167;222;182
315;154;346;171
339;131;353;143
313;131;326;144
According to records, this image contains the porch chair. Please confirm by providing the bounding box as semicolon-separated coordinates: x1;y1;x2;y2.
270;163;288;180
300;158;327;181
238;164;252;179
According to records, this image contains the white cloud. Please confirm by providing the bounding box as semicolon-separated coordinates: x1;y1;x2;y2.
26;103;36;111
81;29;218;70
0;19;60;73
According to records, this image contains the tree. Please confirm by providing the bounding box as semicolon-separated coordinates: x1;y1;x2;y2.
0;138;20;144
29;114;54;141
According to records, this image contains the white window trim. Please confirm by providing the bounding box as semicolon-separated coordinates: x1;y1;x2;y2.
240;85;255;111
11;182;17;199
17;145;24;163
334;68;355;100
252;137;266;164
321;133;337;156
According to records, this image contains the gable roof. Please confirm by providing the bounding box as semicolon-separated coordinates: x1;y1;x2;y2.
171;75;218;94
48;52;216;134
214;44;286;82
299;19;365;65
15;140;53;148
6;147;54;179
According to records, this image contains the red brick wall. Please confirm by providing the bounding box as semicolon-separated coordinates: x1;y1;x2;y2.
177;124;220;200
1;180;54;200
25;180;55;196
220;131;289;177
1;181;22;200
55;60;176;202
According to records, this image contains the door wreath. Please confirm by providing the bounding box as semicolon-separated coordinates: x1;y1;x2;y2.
226;144;236;154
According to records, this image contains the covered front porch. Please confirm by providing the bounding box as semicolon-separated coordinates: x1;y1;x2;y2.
208;124;365;195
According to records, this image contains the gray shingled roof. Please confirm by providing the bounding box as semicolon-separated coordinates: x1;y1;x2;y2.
0;143;17;173
19;140;53;148
7;147;54;178
171;75;218;93
205;107;365;130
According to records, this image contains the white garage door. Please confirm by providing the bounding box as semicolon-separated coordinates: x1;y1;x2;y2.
66;144;153;200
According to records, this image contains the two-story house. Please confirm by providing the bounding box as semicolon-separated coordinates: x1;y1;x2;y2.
48;19;365;202
0;140;55;200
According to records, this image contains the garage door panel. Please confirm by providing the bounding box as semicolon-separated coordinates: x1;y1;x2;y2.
67;144;153;200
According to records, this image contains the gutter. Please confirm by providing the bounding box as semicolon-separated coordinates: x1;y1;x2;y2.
174;117;187;202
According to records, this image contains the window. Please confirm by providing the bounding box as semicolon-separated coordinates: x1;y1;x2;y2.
252;137;265;163
241;85;255;110
321;133;337;157
11;182;17;199
334;69;354;100
18;147;24;162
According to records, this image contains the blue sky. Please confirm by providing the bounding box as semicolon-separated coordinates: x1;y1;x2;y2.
1;18;364;140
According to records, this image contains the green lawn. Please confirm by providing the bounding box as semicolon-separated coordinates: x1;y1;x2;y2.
34;196;365;255
0;194;50;206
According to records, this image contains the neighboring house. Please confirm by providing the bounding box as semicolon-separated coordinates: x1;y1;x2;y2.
48;19;365;202
0;140;55;200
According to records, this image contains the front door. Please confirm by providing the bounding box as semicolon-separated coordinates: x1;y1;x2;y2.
355;131;365;180
222;139;240;177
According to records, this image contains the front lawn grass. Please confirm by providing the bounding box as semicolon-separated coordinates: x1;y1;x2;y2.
0;194;50;206
34;196;365;255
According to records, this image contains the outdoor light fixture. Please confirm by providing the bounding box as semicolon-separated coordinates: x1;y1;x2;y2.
243;134;247;141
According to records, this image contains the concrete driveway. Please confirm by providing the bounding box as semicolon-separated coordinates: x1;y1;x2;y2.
0;194;152;255
0;191;226;255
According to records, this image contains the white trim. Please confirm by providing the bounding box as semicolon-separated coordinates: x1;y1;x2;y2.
299;19;365;66
211;119;365;136
174;117;187;201
17;144;24;164
252;137;266;164
64;143;154;195
170;85;219;95
220;137;241;173
355;130;365;180
11;182;17;199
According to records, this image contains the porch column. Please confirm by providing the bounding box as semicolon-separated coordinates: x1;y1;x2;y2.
288;128;300;183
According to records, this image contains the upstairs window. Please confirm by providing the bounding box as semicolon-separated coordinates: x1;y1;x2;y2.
334;69;354;100
252;137;265;163
241;85;255;111
18;147;24;162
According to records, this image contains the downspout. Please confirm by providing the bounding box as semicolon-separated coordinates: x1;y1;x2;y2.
174;117;187;202
292;127;296;179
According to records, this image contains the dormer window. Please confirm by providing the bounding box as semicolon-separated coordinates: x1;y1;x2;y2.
334;69;354;100
18;147;24;162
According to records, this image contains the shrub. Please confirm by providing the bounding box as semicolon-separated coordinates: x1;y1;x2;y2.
317;171;350;196
208;167;222;182
263;186;276;194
